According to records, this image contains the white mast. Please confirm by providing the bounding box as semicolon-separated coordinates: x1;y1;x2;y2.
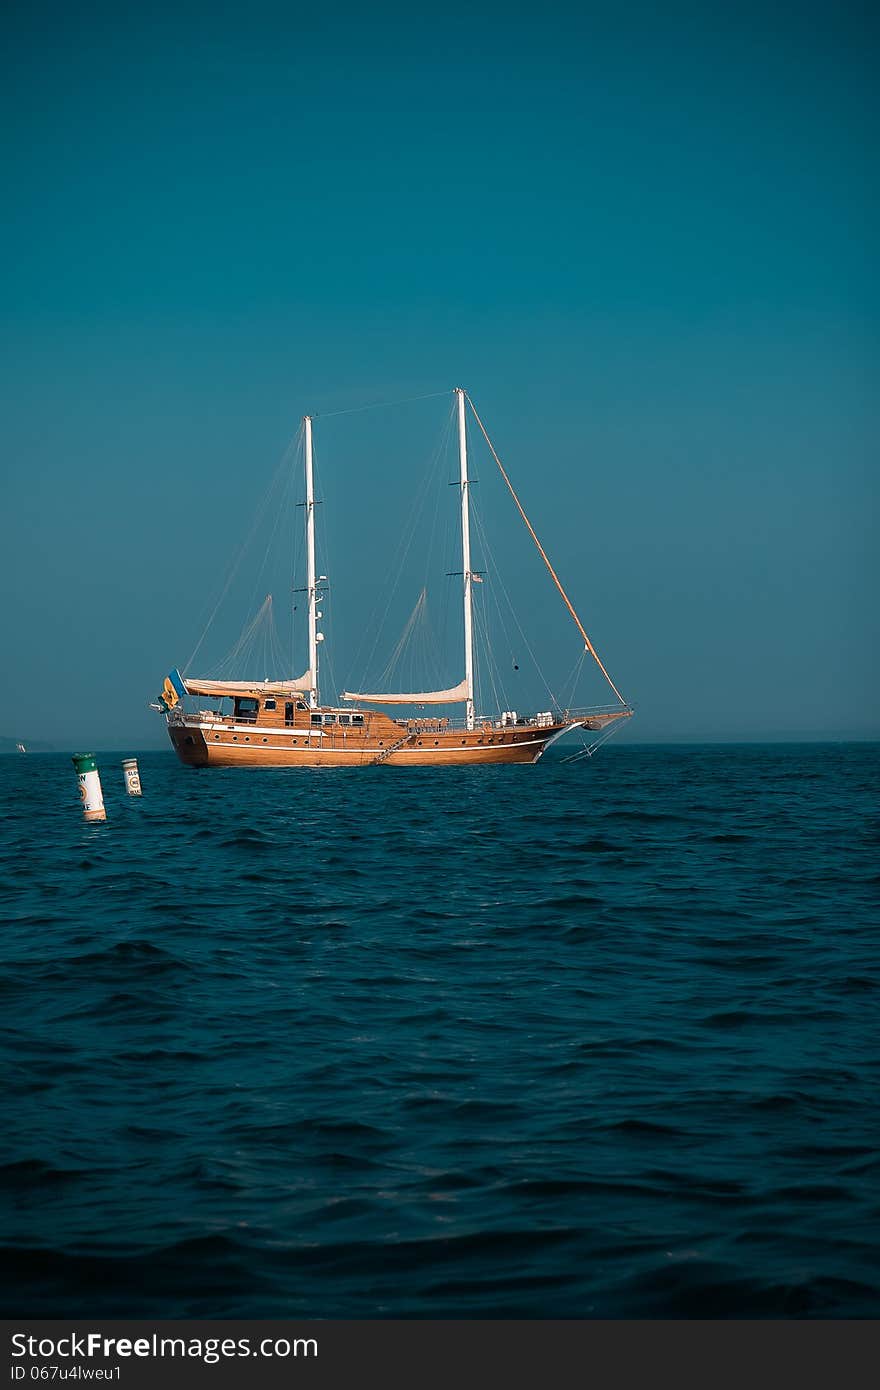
456;388;475;731
304;415;319;708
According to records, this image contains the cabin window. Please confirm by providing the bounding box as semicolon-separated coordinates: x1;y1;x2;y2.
296;700;308;710
352;714;365;726
323;714;337;725
338;714;351;726
285;702;295;726
264;698;276;710
234;697;258;723
310;713;322;726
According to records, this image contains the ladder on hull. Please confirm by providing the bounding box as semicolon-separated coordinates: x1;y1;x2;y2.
372;731;416;765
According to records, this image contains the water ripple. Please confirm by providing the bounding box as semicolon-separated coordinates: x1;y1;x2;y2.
1;743;878;1316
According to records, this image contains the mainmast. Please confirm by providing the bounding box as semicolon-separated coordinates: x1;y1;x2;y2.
456;387;475;731
304;415;319;708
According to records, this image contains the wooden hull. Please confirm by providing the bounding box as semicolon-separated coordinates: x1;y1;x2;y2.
168;720;563;767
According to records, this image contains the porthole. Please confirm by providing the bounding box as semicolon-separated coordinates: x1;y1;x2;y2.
461;739;466;745
434;740;438;745
214;734;219;740
262;737;267;743
417;740;423;746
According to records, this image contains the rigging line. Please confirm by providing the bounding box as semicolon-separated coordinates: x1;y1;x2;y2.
561;719;626;763
347;453;434;683
477;586;511;712
316;537;338;705
466;514;514;709
378;589;444;692
422;407;455;592
268;597;288;678
290;479;302;678
468;505;510;662
561;645;588;710
211;594;273;676
489;557;559;709
473;601;506;715
259;613;270;680
326;585;342;705
433;414;456;670
465;394;628;708
349;399;456;688
246;599;273;676
355;404;452;685
214;601;263;672
314;486;341;705
322;633;340;706
309;494;333;700
236;598;273;676
421;594;445;690
377;589;427;687
311;430;343;703
312;389;451;420
185;424;303;672
245;464;291;626
469;501;558;709
481;603;510;716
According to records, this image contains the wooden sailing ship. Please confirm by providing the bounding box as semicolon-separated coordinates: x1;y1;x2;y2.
157;389;632;767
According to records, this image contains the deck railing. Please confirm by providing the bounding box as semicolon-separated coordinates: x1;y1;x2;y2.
169;703;631;732
394;704;629;732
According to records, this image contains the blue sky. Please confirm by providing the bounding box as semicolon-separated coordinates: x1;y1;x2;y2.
1;1;876;746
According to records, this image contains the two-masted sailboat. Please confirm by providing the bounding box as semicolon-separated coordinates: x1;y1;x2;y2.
156;389;632;766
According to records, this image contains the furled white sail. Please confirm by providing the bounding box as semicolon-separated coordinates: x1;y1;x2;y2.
184;671;312;697
342;679;469;705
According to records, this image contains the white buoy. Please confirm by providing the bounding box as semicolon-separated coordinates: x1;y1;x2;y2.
72;753;106;823
122;757;142;796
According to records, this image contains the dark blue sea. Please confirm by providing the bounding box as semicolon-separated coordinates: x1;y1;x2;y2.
2;745;878;1318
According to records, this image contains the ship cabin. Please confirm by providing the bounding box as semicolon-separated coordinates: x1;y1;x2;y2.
173;686;407;745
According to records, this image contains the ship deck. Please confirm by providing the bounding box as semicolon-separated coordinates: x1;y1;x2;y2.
166;702;630;768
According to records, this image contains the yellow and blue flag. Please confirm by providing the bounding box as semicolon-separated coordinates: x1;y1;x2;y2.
157;668;187;712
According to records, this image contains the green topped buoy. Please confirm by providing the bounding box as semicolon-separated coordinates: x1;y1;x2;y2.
72;753;106;821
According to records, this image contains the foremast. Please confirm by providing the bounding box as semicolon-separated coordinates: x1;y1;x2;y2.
304;414;320;708
455;387;476;731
